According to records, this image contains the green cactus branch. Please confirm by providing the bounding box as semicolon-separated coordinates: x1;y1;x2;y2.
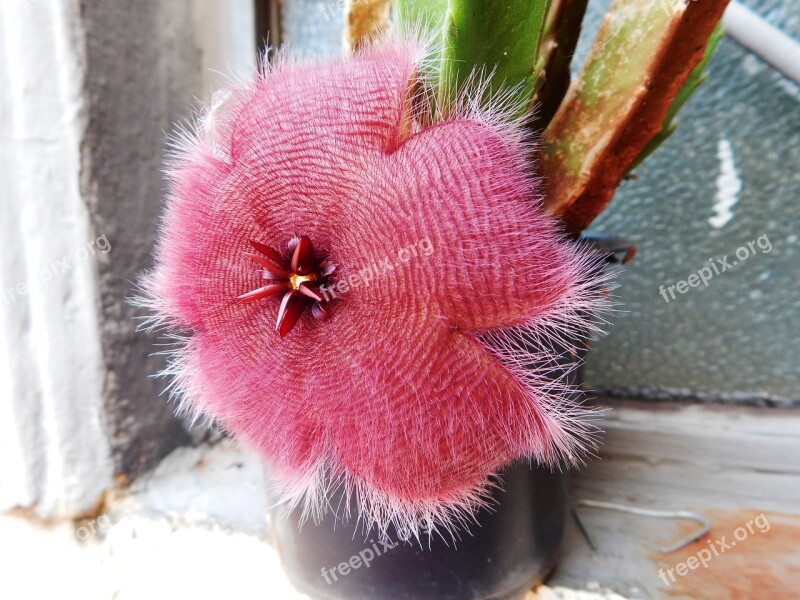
539;0;731;234
530;0;589;132
437;0;552;115
628;23;725;172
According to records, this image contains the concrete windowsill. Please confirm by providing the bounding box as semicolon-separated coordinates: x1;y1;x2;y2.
1;399;797;599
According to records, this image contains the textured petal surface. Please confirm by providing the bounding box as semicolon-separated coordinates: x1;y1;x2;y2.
146;38;608;535
353;119;581;330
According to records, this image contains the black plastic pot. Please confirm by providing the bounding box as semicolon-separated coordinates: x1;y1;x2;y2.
270;463;567;600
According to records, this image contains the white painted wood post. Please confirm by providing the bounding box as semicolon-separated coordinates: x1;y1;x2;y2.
0;0;113;517
0;0;255;518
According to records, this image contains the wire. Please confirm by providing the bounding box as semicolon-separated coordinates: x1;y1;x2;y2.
572;499;711;554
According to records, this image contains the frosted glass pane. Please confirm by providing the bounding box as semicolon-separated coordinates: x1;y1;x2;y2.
281;0;342;58
582;0;800;403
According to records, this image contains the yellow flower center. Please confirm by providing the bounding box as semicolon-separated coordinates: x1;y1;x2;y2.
289;273;316;290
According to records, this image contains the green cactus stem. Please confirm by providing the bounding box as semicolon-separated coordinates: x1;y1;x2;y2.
530;0;589;132
437;0;552;116
628;23;725;172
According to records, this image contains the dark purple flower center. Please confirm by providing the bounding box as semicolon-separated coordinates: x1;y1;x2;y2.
238;236;336;337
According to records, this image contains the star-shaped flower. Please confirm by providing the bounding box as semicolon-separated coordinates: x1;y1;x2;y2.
141;38;611;537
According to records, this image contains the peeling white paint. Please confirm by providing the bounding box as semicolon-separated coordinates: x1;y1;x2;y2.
1;0;257;519
0;0;113;516
709;139;742;229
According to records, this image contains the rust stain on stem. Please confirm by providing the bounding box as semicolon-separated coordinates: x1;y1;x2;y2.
345;0;392;51
540;0;731;234
531;0;589;133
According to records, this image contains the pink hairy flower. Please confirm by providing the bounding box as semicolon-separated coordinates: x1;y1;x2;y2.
140;35;612;538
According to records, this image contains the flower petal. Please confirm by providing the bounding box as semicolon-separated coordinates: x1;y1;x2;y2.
336;119;584;332
146;38;606;537
297;283;324;302
237;281;290;303
290;235;315;274
276;290;308;338
231;44;418;167
324;317;560;503
249;240;289;272
244;252;291;277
